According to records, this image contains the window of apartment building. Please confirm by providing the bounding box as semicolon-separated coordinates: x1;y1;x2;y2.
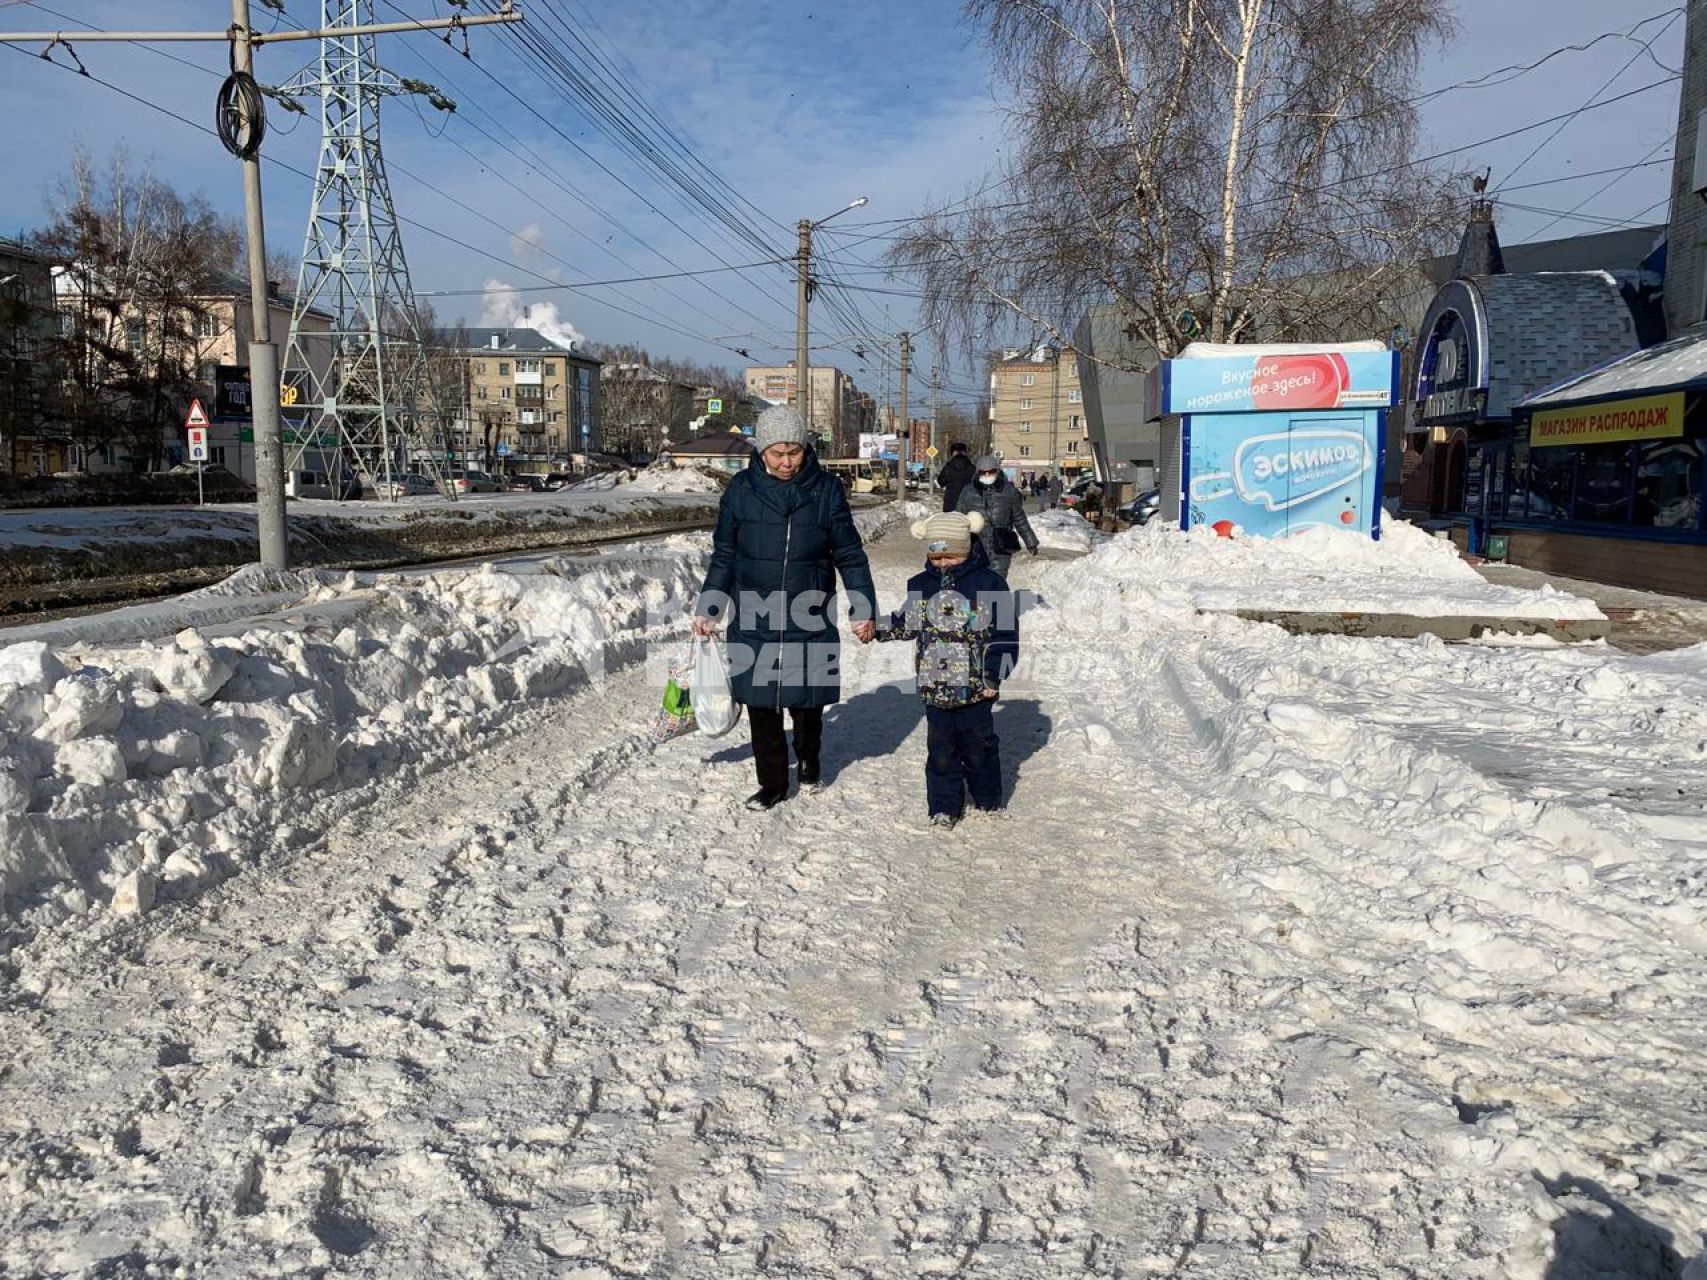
195;312;220;339
498;362;510;376
1019;445;1032;457
210;445;228;467
544;362;556;376
1019;421;1032;434
475;386;487;400
1020;398;1033;410
517;358;541;373
546;384;560;399
1068;388;1082;402
550;410;563;423
475;361;485;374
500;387;512;400
198;361;218;384
1067;440;1079;454
1021;373;1036;386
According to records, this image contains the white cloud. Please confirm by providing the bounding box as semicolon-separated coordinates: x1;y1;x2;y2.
509;222;547;258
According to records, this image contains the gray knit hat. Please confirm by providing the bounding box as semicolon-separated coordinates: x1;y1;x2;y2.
974;454;1001;472
753;404;808;453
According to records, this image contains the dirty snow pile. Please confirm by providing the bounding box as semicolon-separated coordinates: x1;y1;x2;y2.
624;464;726;494
1030;508;1101;554
1083;518;1603;618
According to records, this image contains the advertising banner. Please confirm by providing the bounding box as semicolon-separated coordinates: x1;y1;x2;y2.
1185;411;1379;537
1162;350;1397;415
1530;391;1685;447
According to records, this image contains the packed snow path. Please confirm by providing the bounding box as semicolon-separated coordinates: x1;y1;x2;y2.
2;531;1703;1277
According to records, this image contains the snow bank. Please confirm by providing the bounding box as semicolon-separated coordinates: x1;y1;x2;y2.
0;502;914;947
1069;519;1603;619
0;553;709;942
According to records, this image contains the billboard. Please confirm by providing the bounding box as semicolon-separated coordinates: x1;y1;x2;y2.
1161;350;1397;416
858;432;898;460
1185;411;1381;538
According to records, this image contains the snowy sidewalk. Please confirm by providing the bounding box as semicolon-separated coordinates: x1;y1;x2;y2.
1;525;1704;1276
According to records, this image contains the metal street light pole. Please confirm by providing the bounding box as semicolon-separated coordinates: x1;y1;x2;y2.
796;196;867;447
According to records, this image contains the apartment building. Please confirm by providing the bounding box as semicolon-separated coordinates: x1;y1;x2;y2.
1;237;60;475
601;363;695;460
743;361;866;455
42;265;333;480
460;328;601;469
988;344;1090;478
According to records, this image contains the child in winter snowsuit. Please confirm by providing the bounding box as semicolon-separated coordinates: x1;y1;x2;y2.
877;511;1020;828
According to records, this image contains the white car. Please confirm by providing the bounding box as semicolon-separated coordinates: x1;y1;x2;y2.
446;470;502;494
375;473;438;498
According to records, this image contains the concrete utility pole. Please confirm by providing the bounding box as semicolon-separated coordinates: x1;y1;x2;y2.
1049;344;1062;486
796;218;812;439
897;331;910;501
794;196;867;450
929;369;939;481
0;3;523;569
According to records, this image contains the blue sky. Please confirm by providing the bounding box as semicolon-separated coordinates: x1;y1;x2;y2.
0;0;1687;408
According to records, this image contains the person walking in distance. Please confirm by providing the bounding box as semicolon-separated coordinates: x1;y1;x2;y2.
956;454;1038;576
876;511;1019;828
694;406;877;810
935;441;976;513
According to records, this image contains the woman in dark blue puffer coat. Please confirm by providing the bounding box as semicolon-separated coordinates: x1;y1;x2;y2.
693;406;877;810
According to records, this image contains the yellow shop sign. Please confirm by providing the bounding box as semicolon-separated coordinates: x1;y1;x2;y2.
1531;391;1686;447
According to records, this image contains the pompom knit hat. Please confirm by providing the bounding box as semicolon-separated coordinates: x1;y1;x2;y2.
753;404;809;452
910;511;985;555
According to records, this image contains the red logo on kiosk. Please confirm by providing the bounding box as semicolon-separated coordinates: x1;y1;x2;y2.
1249;353;1350;411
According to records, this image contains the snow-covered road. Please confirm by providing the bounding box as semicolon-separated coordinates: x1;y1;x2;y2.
2;522;1703;1277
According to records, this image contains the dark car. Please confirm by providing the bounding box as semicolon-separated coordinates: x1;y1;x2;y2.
508;474;549;493
1117;488;1161;526
542;472;572;491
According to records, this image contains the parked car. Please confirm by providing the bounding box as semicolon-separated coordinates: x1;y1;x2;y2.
1116;487;1161;526
542;472;573;491
444;469;501;494
1058;478;1102;509
375;473;438;498
507;474;549;493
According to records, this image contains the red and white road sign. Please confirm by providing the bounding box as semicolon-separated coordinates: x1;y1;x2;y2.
185;398;210;429
186;427;209;462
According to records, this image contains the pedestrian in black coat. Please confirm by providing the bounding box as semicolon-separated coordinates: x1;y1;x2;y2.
694;406;877;811
936;442;976;513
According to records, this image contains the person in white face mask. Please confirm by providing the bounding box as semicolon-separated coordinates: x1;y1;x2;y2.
955;454;1039;576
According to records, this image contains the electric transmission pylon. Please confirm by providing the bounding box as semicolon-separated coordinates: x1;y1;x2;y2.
281;0;448;498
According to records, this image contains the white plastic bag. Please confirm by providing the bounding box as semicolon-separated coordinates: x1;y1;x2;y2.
691;636;741;738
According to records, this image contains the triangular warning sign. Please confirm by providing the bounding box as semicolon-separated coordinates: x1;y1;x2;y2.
185;398;210;429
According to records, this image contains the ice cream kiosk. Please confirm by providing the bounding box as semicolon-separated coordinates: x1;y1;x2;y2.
1152;341;1398;539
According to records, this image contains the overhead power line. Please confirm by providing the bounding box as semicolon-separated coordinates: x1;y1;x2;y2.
0;41;774;361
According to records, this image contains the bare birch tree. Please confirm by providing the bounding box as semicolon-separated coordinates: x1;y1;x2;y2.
35;149;240;470
890;0;1457;367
